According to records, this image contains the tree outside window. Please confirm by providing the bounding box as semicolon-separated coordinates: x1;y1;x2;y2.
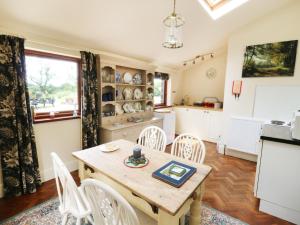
25;50;80;122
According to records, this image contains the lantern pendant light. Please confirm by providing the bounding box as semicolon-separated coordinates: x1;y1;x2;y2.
163;0;185;49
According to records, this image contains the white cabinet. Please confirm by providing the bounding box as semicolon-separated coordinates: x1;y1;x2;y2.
255;140;300;224
227;117;264;155
174;107;223;142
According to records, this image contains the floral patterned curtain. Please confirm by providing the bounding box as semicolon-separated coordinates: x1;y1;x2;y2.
0;35;41;197
80;51;100;149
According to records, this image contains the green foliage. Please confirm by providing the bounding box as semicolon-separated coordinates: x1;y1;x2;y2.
242;40;298;77
28;66;77;109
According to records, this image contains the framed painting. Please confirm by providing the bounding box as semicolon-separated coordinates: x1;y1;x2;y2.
242;40;298;78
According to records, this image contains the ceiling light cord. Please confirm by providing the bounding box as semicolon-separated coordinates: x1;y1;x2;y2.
173;0;176;14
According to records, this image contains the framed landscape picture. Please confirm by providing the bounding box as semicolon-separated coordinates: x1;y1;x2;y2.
242;40;298;78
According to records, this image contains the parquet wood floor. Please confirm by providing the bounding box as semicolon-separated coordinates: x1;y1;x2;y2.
0;142;293;225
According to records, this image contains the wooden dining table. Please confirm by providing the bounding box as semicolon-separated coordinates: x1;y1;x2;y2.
72;139;212;225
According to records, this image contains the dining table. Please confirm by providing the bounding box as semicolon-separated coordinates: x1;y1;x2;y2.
72;139;212;225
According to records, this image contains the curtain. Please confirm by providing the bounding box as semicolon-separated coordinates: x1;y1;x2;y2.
0;35;41;197
155;72;169;80
80;51;100;149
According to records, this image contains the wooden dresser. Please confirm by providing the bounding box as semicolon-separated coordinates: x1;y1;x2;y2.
100;117;162;143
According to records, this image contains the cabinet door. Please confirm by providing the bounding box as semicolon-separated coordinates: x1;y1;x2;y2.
206;111;223;142
174;108;193;134
257;141;300;212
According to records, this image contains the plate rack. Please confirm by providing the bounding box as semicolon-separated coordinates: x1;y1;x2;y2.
100;63;154;125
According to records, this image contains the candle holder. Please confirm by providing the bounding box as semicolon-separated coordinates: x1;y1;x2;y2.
124;146;149;168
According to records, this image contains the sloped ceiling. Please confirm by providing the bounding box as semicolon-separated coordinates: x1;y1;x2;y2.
0;0;294;67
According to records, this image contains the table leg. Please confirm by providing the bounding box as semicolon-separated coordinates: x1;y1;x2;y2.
78;161;86;181
158;209;179;225
190;183;205;225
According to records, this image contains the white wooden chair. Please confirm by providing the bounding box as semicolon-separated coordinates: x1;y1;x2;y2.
138;126;167;152
171;134;206;225
51;152;93;225
81;178;140;225
171;133;206;164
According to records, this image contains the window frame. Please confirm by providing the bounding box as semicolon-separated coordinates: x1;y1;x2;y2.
25;49;82;123
154;78;168;108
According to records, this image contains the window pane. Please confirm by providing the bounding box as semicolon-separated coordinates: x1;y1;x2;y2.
26;56;78;114
154;78;165;105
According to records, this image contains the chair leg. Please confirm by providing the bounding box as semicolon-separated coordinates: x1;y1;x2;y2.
180;215;186;225
61;214;68;225
76;218;81;225
86;215;94;224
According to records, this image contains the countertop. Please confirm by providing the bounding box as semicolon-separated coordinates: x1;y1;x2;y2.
261;136;300;146
173;105;223;112
101;117;163;131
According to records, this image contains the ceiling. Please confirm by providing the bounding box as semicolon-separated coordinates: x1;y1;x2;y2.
0;0;294;67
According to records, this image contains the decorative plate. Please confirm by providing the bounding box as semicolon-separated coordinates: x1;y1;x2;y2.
123;87;133;100
116;71;122;83
123;103;135;113
134;102;142;112
134;88;143;100
124;156;149;168
123;72;132;84
115;103;124;115
133;73;142;85
145;104;153;112
99;144;119;153
116;89;123;100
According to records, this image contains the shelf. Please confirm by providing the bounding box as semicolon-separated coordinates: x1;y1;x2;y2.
101;83;115;87
102;101;115;106
115;111;146;117
116;99;147;103
116;83;146;87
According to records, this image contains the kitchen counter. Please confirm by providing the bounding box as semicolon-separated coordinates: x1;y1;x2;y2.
261;136;300;146
101;117;163;131
173;105;223;112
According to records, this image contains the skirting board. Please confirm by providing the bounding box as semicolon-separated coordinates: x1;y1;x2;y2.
0;160;78;198
40;160;78;182
225;148;257;162
260;200;300;224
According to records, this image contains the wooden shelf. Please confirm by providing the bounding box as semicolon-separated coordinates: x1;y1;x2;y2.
101;83;115;87
116;83;146;87
102;101;115;106
116;99;147;103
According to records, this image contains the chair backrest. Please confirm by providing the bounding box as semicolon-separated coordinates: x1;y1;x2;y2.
81;179;140;225
171;134;206;164
138;126;167;152
51;152;90;216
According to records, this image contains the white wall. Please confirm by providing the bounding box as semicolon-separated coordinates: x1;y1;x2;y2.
34;119;81;181
181;53;227;104
223;1;300;143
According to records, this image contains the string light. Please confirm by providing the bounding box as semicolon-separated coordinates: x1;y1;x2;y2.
183;52;215;66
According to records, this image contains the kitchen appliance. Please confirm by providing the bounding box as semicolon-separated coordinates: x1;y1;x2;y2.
261;120;292;141
291;111;300;140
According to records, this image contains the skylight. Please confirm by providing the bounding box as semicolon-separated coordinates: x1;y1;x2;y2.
198;0;249;20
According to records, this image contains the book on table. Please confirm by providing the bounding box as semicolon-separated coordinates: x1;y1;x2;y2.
152;160;197;188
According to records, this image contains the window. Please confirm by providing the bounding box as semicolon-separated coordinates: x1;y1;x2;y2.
198;0;249;20
154;78;167;107
25;50;81;123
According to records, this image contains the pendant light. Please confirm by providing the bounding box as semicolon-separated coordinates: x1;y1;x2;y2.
163;0;185;49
